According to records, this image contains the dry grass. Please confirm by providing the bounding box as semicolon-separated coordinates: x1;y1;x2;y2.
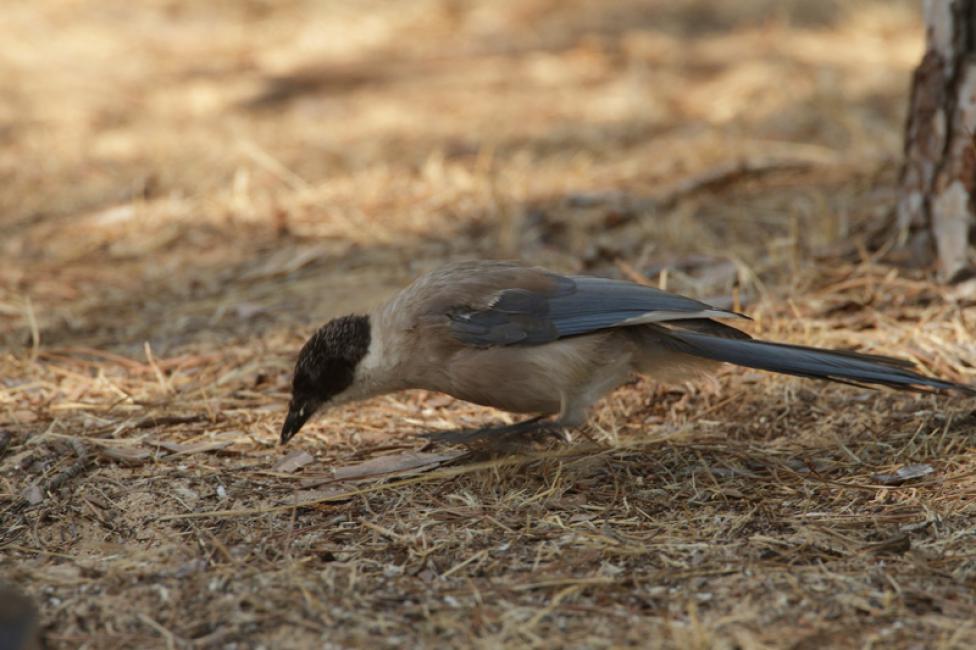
2;1;976;648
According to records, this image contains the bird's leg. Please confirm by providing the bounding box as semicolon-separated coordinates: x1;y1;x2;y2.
423;415;570;447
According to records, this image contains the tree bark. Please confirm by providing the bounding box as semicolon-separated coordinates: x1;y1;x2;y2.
897;0;976;281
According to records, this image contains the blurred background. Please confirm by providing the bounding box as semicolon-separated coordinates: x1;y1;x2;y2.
0;0;923;354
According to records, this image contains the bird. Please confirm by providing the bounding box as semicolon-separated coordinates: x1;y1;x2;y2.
280;260;972;445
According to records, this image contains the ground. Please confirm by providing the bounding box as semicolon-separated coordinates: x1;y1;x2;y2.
2;1;976;648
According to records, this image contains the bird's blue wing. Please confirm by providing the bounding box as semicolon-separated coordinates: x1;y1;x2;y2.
448;272;743;347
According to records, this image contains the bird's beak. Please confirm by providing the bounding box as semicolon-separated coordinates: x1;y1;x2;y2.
280;404;311;445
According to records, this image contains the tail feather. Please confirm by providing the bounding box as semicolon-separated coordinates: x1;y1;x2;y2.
658;329;973;394
666;318;754;340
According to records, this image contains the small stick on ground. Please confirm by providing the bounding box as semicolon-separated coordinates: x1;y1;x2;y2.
11;438;93;514
655;157;814;208
45;438;92;494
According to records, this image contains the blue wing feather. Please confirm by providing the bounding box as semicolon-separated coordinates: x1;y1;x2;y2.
449;273;739;346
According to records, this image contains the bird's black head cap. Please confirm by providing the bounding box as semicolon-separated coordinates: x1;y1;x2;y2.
281;314;371;444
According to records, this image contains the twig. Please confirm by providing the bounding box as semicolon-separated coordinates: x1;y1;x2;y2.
654;157;813;208
144;342;173;395
239;140;311;192
1;439;93;538
137;613;183;650
13;438;93;512
44;438;92;494
569;156;815;222
132;414;209;430
614;259;653;286
23;296;40;360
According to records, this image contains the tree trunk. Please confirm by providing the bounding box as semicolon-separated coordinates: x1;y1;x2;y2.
897;0;976;281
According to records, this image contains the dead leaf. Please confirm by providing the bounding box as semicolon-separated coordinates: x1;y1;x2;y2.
872;463;935;485
300;450;465;487
97;446;153;464
422;394;455;409
233;302;268;320
151;439;235;455
274;450;314;473
22;484;43;505
333;450;463;480
282;486;351;505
